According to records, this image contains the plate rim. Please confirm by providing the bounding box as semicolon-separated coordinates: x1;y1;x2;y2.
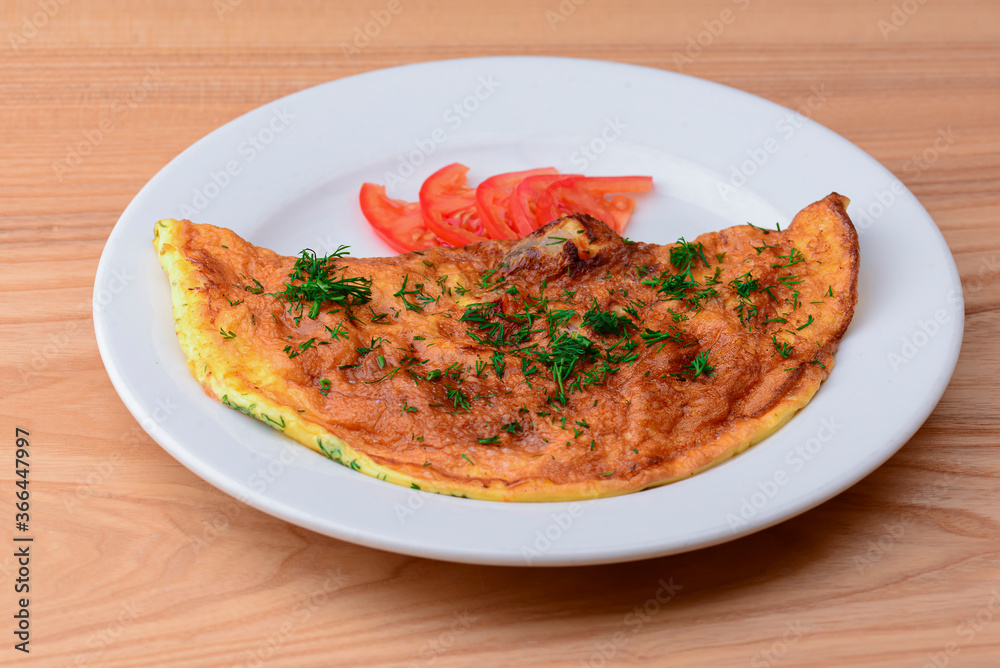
94;55;965;566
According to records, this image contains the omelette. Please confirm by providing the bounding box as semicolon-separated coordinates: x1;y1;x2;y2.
153;193;858;501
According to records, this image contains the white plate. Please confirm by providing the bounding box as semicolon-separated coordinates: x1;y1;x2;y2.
94;57;963;566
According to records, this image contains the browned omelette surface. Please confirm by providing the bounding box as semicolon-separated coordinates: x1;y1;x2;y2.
154;193;858;501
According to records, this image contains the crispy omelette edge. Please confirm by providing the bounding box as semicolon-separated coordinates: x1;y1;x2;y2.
152;193;859;502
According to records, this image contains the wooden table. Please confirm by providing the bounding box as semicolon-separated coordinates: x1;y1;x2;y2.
2;1;998;665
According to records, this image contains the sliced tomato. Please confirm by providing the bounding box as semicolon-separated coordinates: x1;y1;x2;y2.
600;194;639;232
575;175;654;196
537;175;653;233
361;167;653;252
509;173;583;234
475;167;558;239
534;177;612;230
419;163;490;247
359;182;440;253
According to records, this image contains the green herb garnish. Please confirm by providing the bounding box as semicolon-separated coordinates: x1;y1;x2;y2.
683;350;714;378
269;247;371;320
773;335;794;358
582;300;635;336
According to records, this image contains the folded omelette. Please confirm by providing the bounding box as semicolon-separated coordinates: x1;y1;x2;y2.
153;193;858;501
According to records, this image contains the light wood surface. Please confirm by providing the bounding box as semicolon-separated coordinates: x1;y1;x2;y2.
2;1;999;666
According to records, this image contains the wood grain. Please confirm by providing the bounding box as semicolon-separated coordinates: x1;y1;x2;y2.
1;1;999;666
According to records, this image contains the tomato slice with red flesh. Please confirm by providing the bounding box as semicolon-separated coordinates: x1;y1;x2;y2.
359;182;440;253
575;175;654;196
419;163;490;247
537;175;653;233
475;167;559;239
509;173;583;234
360;168;653;252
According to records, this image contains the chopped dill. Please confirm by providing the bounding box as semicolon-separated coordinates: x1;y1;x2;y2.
269;247;371;320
